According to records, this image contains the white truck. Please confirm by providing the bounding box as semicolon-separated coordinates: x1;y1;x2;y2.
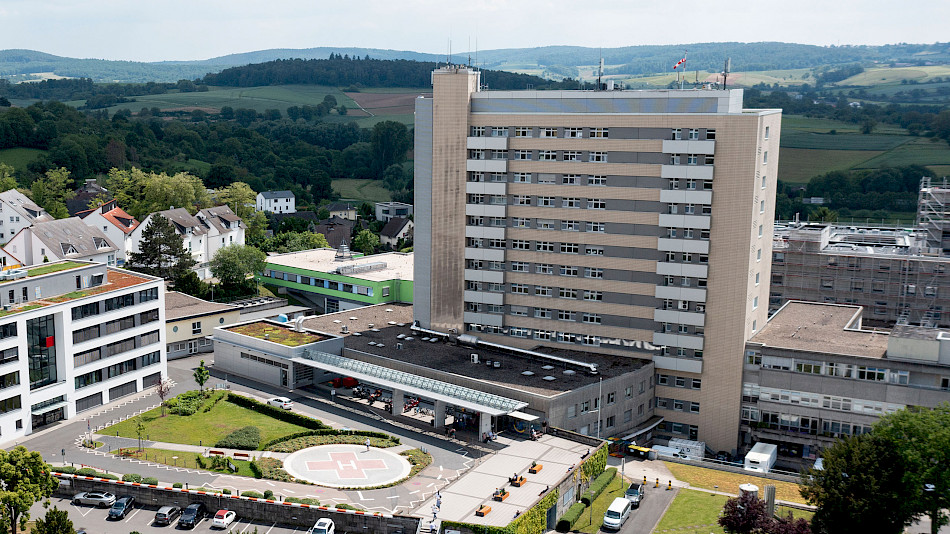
668;438;706;461
744;443;778;473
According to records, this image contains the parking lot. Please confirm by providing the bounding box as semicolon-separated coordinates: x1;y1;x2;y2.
42;495;311;534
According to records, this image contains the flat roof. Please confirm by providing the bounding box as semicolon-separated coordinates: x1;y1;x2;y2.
226;321;332;346
750;301;888;359
165;291;237;321
301;304;649;397
265;249;413;282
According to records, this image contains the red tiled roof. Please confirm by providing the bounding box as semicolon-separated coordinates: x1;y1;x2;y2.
102;206;140;234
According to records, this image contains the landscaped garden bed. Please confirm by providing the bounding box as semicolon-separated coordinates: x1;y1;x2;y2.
226;321;331;346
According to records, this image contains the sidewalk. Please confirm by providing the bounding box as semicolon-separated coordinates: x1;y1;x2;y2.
88;435;290;460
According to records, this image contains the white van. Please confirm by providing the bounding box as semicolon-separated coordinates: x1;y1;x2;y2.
602;497;632;530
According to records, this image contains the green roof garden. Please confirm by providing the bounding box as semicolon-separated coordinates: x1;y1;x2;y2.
226;321;331;347
0;261;89;285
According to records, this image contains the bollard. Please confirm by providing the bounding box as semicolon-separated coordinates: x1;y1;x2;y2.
667;480;672;490
655;478;659;488
643;475;647;485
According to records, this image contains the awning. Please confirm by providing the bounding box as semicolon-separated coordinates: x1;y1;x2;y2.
508;411;540;422
31;400;68;416
621;416;665;442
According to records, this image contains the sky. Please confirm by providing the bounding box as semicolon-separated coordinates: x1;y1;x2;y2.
0;0;946;62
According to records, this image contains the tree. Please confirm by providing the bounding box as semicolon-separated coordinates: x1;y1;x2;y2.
770;512;812;534
31;507;74;534
873;405;950;534
127;215;196;281
30;167;75;219
0;447;58;534
216;182;265;243
801;433;914;534
209;244;265;288
369;121;411;177
808;207;838;223
352;229;379;256
317;208;330;220
0;164;17;191
155;378;173;417
135;417;146;452
174;270;207;299
193;360;210;392
718;491;771;534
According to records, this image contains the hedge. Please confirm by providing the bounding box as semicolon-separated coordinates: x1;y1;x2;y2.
121;474;142;483
249;460;263;479
556;502;587;532
581;467;617;506
241;490;264;499
142;477;158;485
225;394;329;430
54;466;77;474
215;426;261;449
261;428;398;450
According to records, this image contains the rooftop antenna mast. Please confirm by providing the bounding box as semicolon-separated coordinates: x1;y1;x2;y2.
722;57;731;89
597;54;604;91
468;36;471;67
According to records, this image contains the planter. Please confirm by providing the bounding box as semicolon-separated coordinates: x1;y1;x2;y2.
492;491;510;502
529;464;543;474
476;505;492;517
511;476;527;487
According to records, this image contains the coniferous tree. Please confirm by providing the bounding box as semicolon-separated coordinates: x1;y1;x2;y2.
128;215;196;281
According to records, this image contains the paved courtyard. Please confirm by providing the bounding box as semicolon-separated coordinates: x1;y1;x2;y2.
284;444;412;488
415;434;591;526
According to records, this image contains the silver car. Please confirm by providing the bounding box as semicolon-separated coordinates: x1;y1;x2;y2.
72;491;116;507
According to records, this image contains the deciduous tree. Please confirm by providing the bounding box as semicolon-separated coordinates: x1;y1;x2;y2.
718;491;771;534
155;378;173;417
193;360;210;392
0;164;17;191
209;244;265;288
352;229;379;256
30;167;75;218
31;507;74;534
0;447;58;534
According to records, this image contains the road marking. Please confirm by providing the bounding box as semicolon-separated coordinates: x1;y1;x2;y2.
388;495;401;499
409;490;419;494
357;491;374;501
284;488;296;493
264;521;278;534
439;465;443;471
265;481;276;486
125;508;141;522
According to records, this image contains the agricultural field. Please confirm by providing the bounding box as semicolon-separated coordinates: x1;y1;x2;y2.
344;90;423;126
98;84;357;115
837;65;950;86
778;148;884;184
331;178;392;203
0;147;47;173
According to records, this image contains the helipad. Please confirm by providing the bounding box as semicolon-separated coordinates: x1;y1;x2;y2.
283;444;412;488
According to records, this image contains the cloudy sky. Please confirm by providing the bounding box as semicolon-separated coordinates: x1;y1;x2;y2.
1;0;945;62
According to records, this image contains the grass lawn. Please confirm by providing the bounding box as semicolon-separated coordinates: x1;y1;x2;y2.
0;147;47;173
778;148;883;184
118;447;258;477
654;489;728;534
226;321;331;346
102;396;311;447
663;462;806;504
576;473;625;534
26;261;88;277
331;178;392;203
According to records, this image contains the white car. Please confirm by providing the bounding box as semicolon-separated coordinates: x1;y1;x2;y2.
308;518;335;534
72;491;116;507
211;509;236;529
267;397;293;410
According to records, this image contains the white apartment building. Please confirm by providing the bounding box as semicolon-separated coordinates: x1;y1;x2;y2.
78;200;140;262
256;191;296;214
4;218;118;266
0;190;54;243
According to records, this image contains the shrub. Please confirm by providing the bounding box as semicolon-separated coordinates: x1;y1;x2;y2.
215;426;261;450
285;497;320;505
122;474;142;483
263;490;274;500
581;467;617;506
97;473;119;480
54;466;76;474
142;477;158;485
225;394;329;430
334;503;363;511
556;502;587;532
169;390;205;416
173;482;183;488
201;390;228;412
195;455;206;469
249;460;263;479
265;431;399;452
241;490;264;499
257;457;294;482
223;488;232;495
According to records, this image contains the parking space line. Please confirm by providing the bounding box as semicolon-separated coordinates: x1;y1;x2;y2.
124;508;141;522
284;488;296;493
264;521;278;534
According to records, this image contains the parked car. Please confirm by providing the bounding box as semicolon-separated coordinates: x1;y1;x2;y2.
212;510;237;529
308;518;335;534
602;497;632;531
72;491;116;507
154;505;182;525
108;496;135;519
624;482;645;507
179;503;207;529
267;397;293;410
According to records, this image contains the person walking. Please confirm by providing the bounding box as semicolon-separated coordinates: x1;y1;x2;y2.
365;437;371;452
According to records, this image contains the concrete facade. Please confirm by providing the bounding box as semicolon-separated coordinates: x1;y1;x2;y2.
164;292;241;360
741;300;950;468
0;261;166;444
414;66;781;453
257;191;296;214
375;202;414;222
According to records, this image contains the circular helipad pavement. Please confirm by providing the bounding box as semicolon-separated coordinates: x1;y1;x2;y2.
283;444;412;488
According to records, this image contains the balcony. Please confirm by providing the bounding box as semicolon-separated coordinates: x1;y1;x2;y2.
656;262;709;278
467;159;507;173
653;355;703;374
657;238;710;254
655;285;707;302
658;214;711;230
661;165;714;180
463;290;503;305
660;189;713;205
467;136;509;150
466;181;507;196
653;332;704;350
662;140;716;155
654;309;705;327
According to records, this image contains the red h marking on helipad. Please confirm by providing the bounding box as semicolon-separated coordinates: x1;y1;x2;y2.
305;452;387;479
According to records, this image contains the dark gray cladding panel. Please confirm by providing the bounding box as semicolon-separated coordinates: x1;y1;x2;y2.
472;97;722;114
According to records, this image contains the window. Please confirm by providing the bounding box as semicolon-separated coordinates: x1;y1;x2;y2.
584;290;603;301
764;126;770;139
688;128;699;140
563;174;579;185
511;239;530;250
562;220;580;231
511;284;529;294
513;195;531;206
583;313;601;324
511;261;529;272
540;127;557;138
491;127;508;137
536;286;553;297
471;126;485;137
584;267;604;279
565;127;582;138
763;151;768;164
535;308;552;319
687;154;698;165
511;217;529;228
760;200;765;213
538;173;556;184
589;152;608;162
515;127;532;137
559;265;578;277
706;129;716;140
558;310;575;321
586;246;604;255
670;154;681;165
586;222;605;233
513;172;531;183
590;128;608;138
589;175;606;186
538;196;555;207
514;150;532;160
588;199;606;210
559;288;577;299
538;150;557;161
562;197;580;208
560;243;579;254
684;204;695;214
538;241;555;252
537;263;554;275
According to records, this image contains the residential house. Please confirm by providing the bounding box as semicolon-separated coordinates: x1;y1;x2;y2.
375;201;413;222
3;218;117;266
256;191;296;214
197;206;246;260
129;208;209;278
326;202;357;221
77;200;140;262
379;217;413;248
0;190;54;244
67;179;112;216
310;216;360;249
